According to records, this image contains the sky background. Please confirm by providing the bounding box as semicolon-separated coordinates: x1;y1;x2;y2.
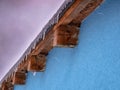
0;0;64;80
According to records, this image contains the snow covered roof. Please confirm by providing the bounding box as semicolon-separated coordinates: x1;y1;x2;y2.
0;0;104;88
0;0;74;85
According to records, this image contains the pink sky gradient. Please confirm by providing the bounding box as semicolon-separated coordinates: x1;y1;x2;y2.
0;0;65;80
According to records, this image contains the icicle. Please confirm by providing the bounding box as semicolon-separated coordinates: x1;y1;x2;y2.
33;72;36;76
42;32;46;40
57;13;59;23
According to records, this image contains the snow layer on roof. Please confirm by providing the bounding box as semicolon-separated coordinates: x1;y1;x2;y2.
0;0;74;84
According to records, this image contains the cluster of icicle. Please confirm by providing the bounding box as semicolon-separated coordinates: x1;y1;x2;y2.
0;0;75;85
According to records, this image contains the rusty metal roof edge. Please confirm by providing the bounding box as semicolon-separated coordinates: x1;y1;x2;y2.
0;0;75;85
